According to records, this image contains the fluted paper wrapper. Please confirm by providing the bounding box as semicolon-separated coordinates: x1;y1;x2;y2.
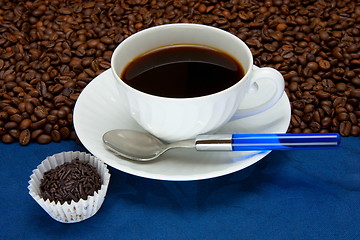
28;151;111;223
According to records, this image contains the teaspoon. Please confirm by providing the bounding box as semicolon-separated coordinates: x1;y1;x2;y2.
102;129;340;161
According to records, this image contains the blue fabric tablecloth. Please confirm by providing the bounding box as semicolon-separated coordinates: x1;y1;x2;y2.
0;137;359;240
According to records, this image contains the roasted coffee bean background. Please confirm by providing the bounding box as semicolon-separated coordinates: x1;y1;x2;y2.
0;0;359;145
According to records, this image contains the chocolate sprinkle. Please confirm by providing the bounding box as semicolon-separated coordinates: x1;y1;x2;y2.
40;158;101;204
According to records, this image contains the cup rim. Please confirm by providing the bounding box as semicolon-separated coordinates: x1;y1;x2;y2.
111;23;254;101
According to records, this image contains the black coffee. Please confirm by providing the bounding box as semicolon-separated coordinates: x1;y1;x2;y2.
121;45;245;98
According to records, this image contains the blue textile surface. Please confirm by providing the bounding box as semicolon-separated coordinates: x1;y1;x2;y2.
0;137;359;240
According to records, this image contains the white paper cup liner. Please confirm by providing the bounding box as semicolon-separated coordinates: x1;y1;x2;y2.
28;151;111;223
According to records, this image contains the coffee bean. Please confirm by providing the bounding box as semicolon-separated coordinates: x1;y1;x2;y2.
336;83;347;92
309;122;321;133
7;107;20;115
306;62;319;72
315;90;331;99
9;114;23;124
352;78;360;87
59;127;70;139
34;106;49;119
292;100;305;110
31;129;44;140
313;111;321;123
321;117;332;128
319;60;331;70
9;129;20;140
25;102;35;114
350;89;360;99
332;47;343;60
4;122;18;130
0;112;9;120
301;82;313;91
19;119;32;130
288;82;298;92
2;134;15;144
319;31;330;41
30;119;47;130
345;103;355;113
337;112;349;121
36;81;47;96
19;129;31;146
351;126;360;136
303;104;314;113
322;105;333;116
339;121;352;137
291;115;301;128
335;107;347;115
57;109;68;119
303;113;313;123
303;128;312;134
349;112;358;124
100;36;113;45
292;109;304;118
46;115;58;124
37;134;52;144
333;97;346;108
51;130;61;142
43;123;53;135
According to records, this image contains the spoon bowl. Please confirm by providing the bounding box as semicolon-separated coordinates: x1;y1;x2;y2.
103;129;194;161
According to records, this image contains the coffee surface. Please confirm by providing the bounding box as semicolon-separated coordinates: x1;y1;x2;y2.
121;45;245;98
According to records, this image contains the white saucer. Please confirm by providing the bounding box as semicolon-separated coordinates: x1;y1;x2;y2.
74;69;291;181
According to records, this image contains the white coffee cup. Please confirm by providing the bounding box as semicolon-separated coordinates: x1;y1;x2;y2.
111;23;284;142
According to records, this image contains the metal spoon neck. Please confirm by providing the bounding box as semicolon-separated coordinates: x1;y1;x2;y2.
167;139;195;149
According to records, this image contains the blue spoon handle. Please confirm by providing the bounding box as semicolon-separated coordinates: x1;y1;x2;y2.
195;133;341;151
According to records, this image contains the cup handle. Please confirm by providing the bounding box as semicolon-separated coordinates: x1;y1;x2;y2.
230;67;285;121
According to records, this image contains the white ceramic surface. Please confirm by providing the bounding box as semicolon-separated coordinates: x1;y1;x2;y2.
111;23;285;142
73;69;291;181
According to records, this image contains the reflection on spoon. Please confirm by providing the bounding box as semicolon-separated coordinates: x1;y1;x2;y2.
103;129;340;162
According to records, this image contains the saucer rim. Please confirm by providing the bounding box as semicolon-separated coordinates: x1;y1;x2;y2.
74;69;291;181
